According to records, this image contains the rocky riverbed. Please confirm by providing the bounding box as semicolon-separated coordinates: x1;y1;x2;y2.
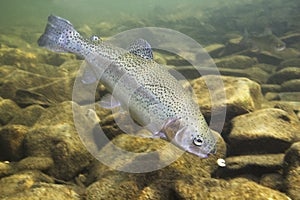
0;18;300;200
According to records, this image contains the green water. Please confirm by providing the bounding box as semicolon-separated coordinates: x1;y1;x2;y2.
1;0;298;45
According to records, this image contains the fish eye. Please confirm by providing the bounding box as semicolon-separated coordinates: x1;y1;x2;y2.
90;35;100;42
193;136;203;146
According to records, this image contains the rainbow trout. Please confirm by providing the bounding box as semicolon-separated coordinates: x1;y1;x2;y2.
38;15;217;158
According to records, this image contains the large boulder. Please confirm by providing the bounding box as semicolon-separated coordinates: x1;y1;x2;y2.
190;75;263;123
228;108;300;155
24;101;95;180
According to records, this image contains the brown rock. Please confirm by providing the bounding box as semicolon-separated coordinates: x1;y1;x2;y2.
0;125;28;161
260;173;285;192
215;55;257;69
191;75;263;121
24;101;94;180
16;156;54;171
228;108;300;155
267;67;300;84
282;79;300;92
261;84;282;94
0;161;14;178
0;99;21;125
0;170;55;199
174;177;290;200
9;104;45;126
85;177;139;200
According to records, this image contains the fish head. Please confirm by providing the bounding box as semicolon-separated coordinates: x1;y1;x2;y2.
174;127;217;158
270;37;286;51
163;119;217;158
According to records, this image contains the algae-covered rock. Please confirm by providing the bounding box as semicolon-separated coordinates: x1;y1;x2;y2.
281;79;300;92
267;67;300;84
261;84;282;94
174;177;290;200
191;75;263;121
86;130;226;199
215;55;257;69
24;101;94;180
15;157;54;171
260;173;285;192
0;98;21;125
204;43;225;58
84;132;226;199
9;104;45;126
0;161;13;178
284;142;300;200
0;47;38;67
220;154;284;178
85;177;139;200
0;171;80;200
228;108;300;155
0;170;55;198
91;132;226;176
0;125;28;161
278;58;300;70
242;50;284;65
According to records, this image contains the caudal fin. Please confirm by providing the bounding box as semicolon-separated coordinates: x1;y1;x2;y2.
38;15;79;53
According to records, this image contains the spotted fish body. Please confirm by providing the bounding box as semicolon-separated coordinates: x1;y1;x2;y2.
38;15;217;158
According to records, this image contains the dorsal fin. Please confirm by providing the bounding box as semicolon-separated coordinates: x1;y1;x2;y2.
127;39;153;60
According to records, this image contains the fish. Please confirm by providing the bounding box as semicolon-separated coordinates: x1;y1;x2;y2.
37;15;217;158
240;28;286;52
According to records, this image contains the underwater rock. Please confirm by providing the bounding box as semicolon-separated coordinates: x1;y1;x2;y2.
0;47;38;67
260;173;285;192
0;161;13;178
278;58;300;71
0;98;21;125
91;132;226;175
9;104;45;126
84;133;226;199
0;125;28;161
252;63;278;74
85;177;140;200
204;43;225;58
0;67;82;106
0;34;31;49
173;65;270;84
226;154;285;170
0;171;80;200
278;92;300;103
174;177;290;200
15;157;54;171
281;79;300;92
264;92;280;101
220;37;246;57
0;170;54;198
24;101;95;180
38;51;77;67
261;84;282;94
214;55;257;69
191;75;263;121
284;142;300;200
219;154;284;178
281;33;300;46
241;50;283;65
267;67;300;84
228;108;300;156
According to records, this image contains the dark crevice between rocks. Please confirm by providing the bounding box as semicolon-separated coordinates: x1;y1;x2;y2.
227;138;291;156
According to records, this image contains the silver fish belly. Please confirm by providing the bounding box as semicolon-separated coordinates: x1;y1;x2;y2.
38;15;217;158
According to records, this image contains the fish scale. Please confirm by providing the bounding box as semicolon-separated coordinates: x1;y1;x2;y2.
38;15;217;158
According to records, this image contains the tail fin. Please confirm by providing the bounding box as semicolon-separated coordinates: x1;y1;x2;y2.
38;15;80;53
